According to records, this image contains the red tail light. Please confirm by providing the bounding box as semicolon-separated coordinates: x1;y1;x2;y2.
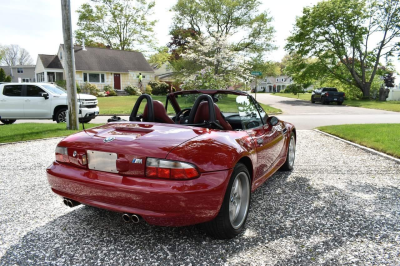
343;93;345;97
325;92;329;97
55;146;69;163
146;158;199;179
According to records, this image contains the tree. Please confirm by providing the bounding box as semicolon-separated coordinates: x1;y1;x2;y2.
171;0;275;57
75;0;156;50
148;47;170;67
179;35;251;90
1;44;33;66
249;57;281;77
384;72;395;87
4;75;11;82
286;0;400;99
167;27;200;60
0;68;5;82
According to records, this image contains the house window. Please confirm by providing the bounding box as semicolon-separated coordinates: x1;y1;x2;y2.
83;73;105;83
22;78;30;82
60;51;63;60
276;78;279;82
17;68;23;73
282;78;284;82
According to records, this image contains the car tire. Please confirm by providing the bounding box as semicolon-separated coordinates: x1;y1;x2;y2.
311;97;315;103
1;119;17;125
55;108;67;123
203;163;251;239
280;132;296;171
337;101;343;105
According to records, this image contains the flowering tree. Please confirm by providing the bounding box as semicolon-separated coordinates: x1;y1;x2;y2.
179;35;251;90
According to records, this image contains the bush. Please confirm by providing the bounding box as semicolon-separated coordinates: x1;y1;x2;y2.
103;85;117;96
124;84;142;96
103;85;113;92
81;83;100;96
284;84;304;95
97;92;106;97
148;81;169;95
145;85;152;95
56;80;66;89
76;82;81;93
4;76;11;82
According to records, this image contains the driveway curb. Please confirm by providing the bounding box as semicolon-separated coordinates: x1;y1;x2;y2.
314;129;400;164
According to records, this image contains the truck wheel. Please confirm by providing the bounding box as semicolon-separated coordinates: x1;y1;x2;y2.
1;119;17;125
203;163;251;239
311;97;315;103
55;108;67;123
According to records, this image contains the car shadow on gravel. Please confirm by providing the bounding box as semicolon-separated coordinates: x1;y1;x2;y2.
1;171;399;265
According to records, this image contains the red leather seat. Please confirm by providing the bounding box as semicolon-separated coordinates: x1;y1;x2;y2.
143;100;174;124
193;101;233;130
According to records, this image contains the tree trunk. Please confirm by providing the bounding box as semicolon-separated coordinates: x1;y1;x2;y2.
361;82;371;99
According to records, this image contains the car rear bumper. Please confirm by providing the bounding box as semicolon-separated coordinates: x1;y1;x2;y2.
47;162;232;226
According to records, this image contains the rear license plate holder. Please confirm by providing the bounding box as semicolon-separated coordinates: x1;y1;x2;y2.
87;150;118;173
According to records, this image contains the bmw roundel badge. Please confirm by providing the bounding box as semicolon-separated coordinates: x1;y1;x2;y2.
104;136;116;143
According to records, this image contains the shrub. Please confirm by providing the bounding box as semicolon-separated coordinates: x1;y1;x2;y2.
124;84;142;96
284;84;304;95
81;82;100;96
97;92;106;97
103;85;113;92
76;82;81;93
103;85;117;96
56;80;66;89
145;85;152;95
4;76;11;82
148;81;169;95
0;68;6;82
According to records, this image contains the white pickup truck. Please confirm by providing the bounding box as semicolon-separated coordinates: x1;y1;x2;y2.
0;83;99;124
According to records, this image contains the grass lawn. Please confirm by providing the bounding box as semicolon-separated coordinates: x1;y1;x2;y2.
318;124;400;158
0;123;101;144
98;95;282;115
272;93;400;112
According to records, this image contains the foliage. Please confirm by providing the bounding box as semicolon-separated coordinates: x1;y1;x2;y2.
178;35;251;90
56;80;66;89
148;81;169;95
0;44;33;66
167;28;200;60
284;84;304;95
0;68;5;82
75;0;156;50
286;0;400;99
383;72;396;88
148;47;170;68
81;83;100;96
249;57;281;78
4;76;11;82
104;85;118;96
124;84;142;96
145;84;152;95
76;82;81;93
171;0;275;57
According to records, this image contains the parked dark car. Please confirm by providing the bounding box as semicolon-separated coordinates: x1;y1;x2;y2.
311;87;345;105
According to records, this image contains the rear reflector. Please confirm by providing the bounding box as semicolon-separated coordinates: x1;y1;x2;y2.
55;146;69;163
146;158;199;179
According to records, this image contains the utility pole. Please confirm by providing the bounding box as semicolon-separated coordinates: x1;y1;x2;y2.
61;0;79;130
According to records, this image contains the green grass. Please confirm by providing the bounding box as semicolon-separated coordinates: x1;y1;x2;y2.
318;124;400;158
98;95;282;115
272;93;400;112
0;123;101;144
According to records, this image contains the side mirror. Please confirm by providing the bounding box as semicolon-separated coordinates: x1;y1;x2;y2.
266;116;279;127
41;92;49;100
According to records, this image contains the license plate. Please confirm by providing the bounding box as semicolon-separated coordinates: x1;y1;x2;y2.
87;150;118;173
334;98;337;101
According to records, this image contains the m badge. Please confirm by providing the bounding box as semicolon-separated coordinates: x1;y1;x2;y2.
132;159;143;164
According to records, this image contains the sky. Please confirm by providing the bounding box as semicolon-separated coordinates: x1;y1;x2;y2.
0;0;399;73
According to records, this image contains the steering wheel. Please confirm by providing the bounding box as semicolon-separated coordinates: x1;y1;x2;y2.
175;108;191;123
129;94;154;122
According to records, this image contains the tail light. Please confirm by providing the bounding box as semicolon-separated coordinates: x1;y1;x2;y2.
55;146;69;163
146;158;199;179
343;93;345;97
325;92;329;97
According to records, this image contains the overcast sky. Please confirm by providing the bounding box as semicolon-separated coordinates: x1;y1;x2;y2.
0;0;398;73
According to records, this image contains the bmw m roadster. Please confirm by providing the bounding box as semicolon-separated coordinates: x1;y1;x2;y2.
47;90;296;239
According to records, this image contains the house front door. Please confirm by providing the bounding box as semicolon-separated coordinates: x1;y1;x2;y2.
114;73;121;90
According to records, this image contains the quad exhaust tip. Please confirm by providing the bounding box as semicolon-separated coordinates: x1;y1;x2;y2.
63;198;81;208
122;213;141;223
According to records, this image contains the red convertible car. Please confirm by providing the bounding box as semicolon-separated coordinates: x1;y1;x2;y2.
47;90;296;239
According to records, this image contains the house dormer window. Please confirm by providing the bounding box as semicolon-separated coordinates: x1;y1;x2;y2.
60;51;63;60
276;78;279;82
17;68;23;73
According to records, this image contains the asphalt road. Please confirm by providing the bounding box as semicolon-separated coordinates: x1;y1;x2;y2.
253;93;400;129
1;131;399;265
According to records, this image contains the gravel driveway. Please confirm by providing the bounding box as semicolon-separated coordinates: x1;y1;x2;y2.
0;131;399;265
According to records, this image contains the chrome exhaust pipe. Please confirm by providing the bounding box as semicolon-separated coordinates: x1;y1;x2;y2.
131;214;140;224
63;198;81;208
122;213;132;223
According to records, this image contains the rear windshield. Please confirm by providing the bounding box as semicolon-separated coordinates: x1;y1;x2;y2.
323;88;338;92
